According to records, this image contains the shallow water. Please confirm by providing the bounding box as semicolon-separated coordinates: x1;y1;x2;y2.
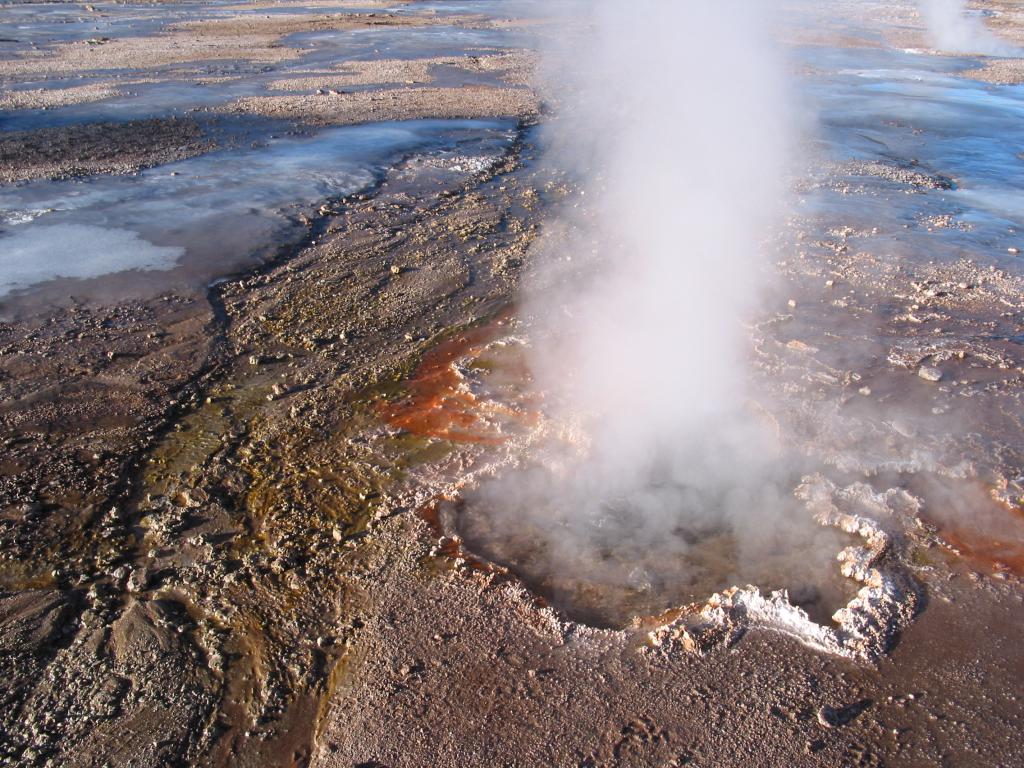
0;1;196;50
0;1;530;306
6;5;1021;280
0;117;516;302
0;1;523;132
798;44;1024;272
0;0;420;52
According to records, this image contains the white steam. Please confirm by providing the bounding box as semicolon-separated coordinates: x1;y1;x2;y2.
457;2;850;625
529;1;791;463
917;0;1018;55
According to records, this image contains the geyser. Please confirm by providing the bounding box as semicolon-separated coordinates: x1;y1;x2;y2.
447;464;860;628
917;0;1018;55
441;1;855;628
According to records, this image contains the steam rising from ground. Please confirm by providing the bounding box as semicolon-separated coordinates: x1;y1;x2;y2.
917;0;1018;55
459;3;856;623
528;1;790;458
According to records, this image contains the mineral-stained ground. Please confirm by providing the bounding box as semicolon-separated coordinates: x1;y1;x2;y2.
1;1;1023;767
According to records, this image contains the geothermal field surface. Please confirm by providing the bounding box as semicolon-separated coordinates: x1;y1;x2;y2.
0;0;1023;766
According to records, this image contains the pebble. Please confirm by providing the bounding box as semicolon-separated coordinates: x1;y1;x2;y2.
918;366;943;382
126;568;149;593
817;704;839;728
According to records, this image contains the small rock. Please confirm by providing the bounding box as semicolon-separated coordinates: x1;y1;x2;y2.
918;366;943;382
126;568;149;593
787;298;797;308
817;704;839;728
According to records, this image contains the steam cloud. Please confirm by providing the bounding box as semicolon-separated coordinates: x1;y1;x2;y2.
917;0;1018;55
459;2;853;624
528;0;790;458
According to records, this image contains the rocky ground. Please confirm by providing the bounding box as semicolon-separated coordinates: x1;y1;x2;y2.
0;11;452;77
0;118;540;766
0;117;214;183
0;1;1023;767
219;85;536;126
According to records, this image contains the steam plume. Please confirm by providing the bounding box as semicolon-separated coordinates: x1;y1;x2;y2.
917;0;1018;55
459;2;845;623
525;0;792;485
